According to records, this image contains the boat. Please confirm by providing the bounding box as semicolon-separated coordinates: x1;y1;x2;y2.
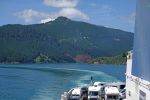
104;86;119;100
69;88;82;100
61;0;150;99
61;82;125;100
88;85;103;100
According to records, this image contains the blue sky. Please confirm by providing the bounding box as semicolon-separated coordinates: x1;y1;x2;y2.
0;0;136;32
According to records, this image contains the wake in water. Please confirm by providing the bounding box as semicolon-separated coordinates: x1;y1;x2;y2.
0;65;120;84
0;64;123;100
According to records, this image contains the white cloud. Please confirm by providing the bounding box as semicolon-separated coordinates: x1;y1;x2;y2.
57;8;89;20
40;7;89;23
40;18;55;23
15;8;89;23
15;9;52;23
15;0;89;24
43;0;78;8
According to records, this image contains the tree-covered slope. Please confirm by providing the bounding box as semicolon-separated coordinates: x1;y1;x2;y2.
88;53;127;64
0;16;133;63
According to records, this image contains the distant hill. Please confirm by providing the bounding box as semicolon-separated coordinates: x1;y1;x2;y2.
0;16;133;63
88;52;127;65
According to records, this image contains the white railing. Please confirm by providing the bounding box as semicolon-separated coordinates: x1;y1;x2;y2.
126;74;150;90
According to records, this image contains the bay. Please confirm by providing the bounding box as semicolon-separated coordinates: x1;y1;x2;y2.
0;64;126;100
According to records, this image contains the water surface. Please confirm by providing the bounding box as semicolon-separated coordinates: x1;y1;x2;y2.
0;64;126;100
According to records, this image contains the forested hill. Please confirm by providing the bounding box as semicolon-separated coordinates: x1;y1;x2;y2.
0;16;133;63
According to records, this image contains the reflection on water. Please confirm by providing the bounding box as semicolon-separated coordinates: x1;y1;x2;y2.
0;64;125;100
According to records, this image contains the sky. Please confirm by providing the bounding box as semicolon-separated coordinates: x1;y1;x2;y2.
0;0;136;32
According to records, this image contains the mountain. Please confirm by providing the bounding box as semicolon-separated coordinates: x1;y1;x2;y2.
0;16;133;63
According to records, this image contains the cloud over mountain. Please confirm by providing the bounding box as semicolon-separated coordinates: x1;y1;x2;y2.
57;8;89;20
15;9;51;23
43;0;78;8
15;0;89;23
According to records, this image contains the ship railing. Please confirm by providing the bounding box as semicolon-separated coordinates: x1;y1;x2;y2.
126;74;150;90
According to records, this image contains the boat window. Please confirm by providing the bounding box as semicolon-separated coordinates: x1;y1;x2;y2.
89;91;98;96
89;98;98;100
107;95;118;99
71;94;80;96
100;83;105;86
120;85;125;89
81;87;88;91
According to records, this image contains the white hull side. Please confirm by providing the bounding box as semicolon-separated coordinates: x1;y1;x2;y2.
126;52;150;100
126;75;150;100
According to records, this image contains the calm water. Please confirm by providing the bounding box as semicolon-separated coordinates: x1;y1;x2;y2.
0;64;126;100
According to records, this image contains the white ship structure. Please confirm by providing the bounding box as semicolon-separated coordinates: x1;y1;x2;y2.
126;0;150;99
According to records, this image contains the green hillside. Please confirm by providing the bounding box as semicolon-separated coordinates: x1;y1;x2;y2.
0;16;133;63
88;53;127;64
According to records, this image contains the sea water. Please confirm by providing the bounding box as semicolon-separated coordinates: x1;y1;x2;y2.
0;63;125;100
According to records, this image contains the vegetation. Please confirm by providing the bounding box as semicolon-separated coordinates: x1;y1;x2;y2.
0;16;133;63
88;53;128;64
34;54;50;64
